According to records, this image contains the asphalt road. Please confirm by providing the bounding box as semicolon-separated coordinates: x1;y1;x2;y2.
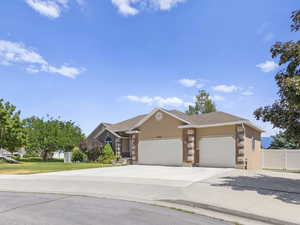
0;192;231;225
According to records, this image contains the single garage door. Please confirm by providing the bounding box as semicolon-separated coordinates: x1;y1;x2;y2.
138;139;182;166
199;136;235;167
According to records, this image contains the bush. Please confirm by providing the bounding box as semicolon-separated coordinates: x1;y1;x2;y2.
19;157;64;162
19;157;43;162
72;147;87;162
23;152;39;158
11;155;21;161
98;144;116;164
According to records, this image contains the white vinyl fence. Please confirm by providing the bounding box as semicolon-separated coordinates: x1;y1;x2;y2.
262;149;300;170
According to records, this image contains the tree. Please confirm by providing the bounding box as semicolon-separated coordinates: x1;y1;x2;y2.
269;131;298;149
24;116;84;161
98;144;116;164
254;10;300;147
0;99;26;153
186;90;216;115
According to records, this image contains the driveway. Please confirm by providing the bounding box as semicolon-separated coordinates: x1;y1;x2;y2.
0;192;231;225
1;166;299;224
32;165;233;185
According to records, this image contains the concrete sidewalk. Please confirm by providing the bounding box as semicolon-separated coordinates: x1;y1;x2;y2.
180;169;300;224
0;167;299;224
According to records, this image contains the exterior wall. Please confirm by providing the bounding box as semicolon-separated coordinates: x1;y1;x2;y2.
196;125;236;140
96;130;117;152
138;111;184;141
121;139;129;153
244;125;262;170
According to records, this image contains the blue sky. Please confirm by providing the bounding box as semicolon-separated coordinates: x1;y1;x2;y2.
0;0;298;137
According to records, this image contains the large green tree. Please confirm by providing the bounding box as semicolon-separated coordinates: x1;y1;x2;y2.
24;116;84;160
186;90;217;115
269;131;298;149
0;99;26;152
254;10;300;147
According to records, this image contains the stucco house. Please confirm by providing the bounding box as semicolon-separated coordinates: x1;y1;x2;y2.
87;108;263;169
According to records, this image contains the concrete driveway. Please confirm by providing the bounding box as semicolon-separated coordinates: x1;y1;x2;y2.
33;165;233;185
1;166;299;224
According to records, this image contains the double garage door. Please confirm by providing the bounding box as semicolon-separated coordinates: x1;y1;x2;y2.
138;139;182;166
138;136;236;167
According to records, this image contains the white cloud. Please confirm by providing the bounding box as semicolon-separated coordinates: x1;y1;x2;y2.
0;40;84;78
152;0;186;10
125;95;189;107
178;78;197;87
111;0;139;16
25;0;69;18
256;60;278;72
111;0;186;16
212;85;240;93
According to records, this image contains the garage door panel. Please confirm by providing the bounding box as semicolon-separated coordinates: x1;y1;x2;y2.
138;139;182;166
199;136;235;168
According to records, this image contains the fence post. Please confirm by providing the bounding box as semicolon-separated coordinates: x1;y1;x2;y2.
285;149;288;170
262;149;264;169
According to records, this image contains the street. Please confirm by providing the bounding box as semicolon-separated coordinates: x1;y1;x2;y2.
0;192;231;225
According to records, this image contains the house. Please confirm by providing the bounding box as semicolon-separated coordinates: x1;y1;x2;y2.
87;108;263;169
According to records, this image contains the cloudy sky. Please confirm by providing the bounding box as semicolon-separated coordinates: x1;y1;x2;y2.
0;0;298;136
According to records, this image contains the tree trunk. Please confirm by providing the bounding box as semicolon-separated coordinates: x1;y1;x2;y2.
41;151;49;161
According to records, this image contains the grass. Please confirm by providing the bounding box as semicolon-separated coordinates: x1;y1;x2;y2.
0;161;117;175
264;169;300;173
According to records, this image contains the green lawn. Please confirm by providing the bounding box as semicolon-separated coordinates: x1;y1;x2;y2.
264;169;300;173
0;161;117;175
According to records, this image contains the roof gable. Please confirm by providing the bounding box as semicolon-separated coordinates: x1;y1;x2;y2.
130;108;191;130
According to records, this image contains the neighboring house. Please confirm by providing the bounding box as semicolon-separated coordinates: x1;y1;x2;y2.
0;148;26;157
87;108;263;169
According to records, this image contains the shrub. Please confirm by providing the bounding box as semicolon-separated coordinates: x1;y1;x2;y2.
23;152;39;158
72;147;87;162
11;155;21;161
98;144;116;164
19;157;64;162
20;157;43;162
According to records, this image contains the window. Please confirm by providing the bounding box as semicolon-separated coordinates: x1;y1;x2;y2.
252;137;255;151
105;136;113;146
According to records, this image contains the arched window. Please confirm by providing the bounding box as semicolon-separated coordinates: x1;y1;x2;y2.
105;136;113;146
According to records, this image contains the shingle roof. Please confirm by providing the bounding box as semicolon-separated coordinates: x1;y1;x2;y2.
106;114;147;132
88;109;251;139
169;110;248;125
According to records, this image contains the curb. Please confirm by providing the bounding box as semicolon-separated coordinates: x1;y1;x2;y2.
161;199;299;225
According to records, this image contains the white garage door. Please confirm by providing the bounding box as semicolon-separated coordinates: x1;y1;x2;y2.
138;139;182;166
199;136;236;168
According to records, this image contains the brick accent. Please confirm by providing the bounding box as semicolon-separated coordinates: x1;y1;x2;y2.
235;125;245;169
115;138;121;159
182;128;196;165
130;134;139;163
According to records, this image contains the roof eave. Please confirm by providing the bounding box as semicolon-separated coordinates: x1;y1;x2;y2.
178;121;265;132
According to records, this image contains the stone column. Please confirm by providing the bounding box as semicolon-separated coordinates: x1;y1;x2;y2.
183;128;196;166
187;129;195;163
130;134;138;163
236;125;245;169
115;138;121;160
